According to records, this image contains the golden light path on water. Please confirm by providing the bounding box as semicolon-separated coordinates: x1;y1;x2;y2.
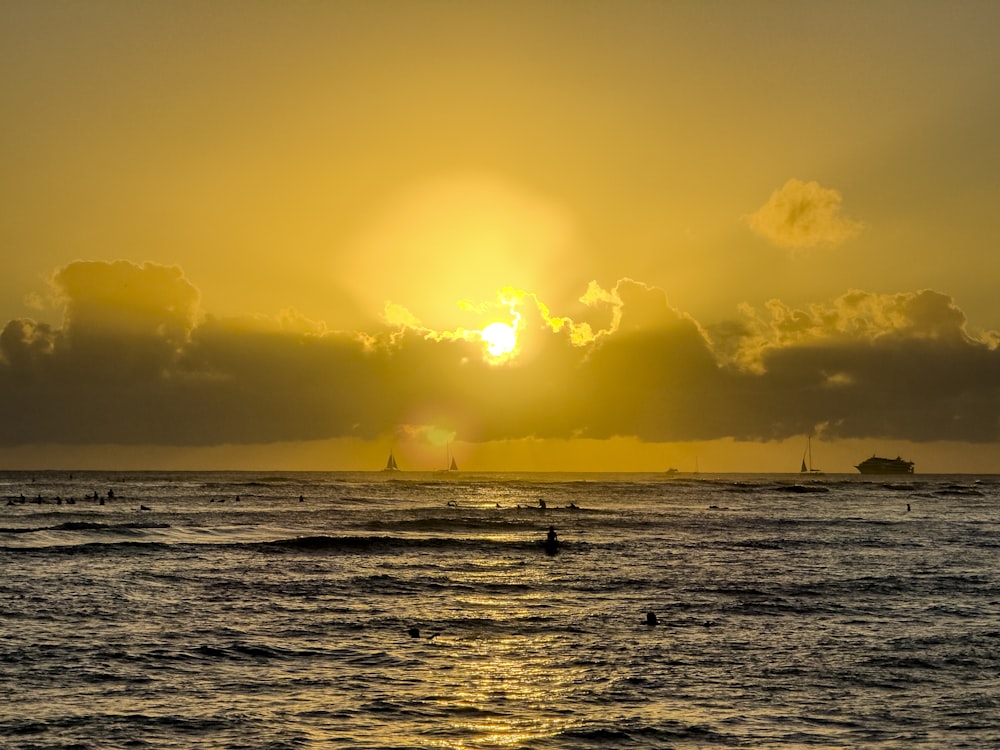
424;555;573;747
429;637;573;748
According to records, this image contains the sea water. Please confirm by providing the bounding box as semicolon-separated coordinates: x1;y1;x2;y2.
1;471;999;749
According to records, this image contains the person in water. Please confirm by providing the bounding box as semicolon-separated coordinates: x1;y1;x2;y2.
544;525;559;553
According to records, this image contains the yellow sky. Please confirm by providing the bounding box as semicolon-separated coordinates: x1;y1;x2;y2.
2;1;999;472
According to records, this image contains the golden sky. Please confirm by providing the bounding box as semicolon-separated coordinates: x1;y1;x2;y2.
2;1;1000;472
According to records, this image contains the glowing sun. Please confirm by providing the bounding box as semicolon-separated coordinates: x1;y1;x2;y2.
481;321;518;357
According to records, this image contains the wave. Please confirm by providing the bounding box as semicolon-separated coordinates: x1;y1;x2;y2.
0;520;169;535
0;540;173;555
367;516;562;533
932;486;985;497
721;481;832;494
771;484;831;493
1;712;245;740
1;530;566;555
556;718;732;747
254;534;559;554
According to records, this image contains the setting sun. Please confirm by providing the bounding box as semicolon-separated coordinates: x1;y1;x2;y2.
480;321;518;358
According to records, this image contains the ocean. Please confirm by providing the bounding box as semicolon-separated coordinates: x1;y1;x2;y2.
2;471;998;749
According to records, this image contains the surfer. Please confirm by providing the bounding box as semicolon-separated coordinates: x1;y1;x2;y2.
646;611;658;626
544;525;559;555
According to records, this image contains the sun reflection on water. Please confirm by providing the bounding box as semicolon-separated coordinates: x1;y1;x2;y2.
426;635;580;748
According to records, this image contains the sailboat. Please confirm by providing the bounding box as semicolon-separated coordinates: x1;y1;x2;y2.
438;444;459;473
800;436;822;474
382;451;400;472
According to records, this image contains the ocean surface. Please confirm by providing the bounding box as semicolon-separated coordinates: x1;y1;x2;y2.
2;470;999;749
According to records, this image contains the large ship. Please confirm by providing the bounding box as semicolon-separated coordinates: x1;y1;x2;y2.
855;455;914;474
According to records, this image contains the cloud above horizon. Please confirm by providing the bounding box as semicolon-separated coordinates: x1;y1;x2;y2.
747;178;864;249
1;261;998;448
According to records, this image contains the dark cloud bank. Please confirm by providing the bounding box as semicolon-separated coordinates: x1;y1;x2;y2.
1;261;998;447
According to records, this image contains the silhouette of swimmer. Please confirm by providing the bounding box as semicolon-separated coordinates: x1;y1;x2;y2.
408;627;420;638
537;498;546;509
544;526;559;554
906;503;911;512
646;612;658;626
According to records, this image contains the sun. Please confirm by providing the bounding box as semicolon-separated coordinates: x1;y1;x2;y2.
480;321;518;358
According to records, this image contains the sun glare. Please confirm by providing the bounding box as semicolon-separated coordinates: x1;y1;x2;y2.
481;322;517;358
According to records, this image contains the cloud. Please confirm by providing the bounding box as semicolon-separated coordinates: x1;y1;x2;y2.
747;178;863;249
725;288;976;372
50;261;202;381
711;289;1000;442
1;261;999;447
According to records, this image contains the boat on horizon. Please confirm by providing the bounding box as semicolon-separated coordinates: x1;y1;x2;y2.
800;436;822;474
382;451;401;472
855;454;914;474
437;444;459;473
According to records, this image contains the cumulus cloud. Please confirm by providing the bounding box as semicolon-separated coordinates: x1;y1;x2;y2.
747;178;863;249
50;261;201;382
712;290;1000;442
1;261;999;447
728;289;976;371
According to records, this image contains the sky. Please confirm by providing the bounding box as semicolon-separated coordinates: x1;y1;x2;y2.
2;1;1000;473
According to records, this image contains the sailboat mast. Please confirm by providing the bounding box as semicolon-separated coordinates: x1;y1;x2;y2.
801;435;821;474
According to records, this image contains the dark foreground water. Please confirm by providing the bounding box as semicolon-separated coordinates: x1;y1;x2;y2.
2;471;999;749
